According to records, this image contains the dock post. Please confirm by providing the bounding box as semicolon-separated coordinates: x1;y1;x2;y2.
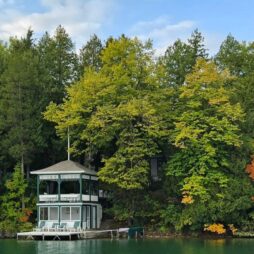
42;234;45;241
111;230;113;239
135;231;138;239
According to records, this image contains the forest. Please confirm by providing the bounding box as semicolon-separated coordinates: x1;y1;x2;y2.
0;25;254;235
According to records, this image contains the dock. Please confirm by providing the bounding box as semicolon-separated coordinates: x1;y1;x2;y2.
17;227;144;241
17;231;81;240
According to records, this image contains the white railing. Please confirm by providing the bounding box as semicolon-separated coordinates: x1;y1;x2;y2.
39;195;58;202
82;195;98;202
39;194;99;202
60;194;80;202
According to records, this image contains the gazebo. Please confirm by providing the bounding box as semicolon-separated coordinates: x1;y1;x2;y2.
31;160;102;230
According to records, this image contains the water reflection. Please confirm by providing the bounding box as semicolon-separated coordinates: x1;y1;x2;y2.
1;238;254;254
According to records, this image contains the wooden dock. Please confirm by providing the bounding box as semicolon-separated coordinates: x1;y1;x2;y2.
17;231;81;240
17;227;144;241
17;229;121;241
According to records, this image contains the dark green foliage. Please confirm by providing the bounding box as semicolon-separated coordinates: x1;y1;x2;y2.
160;29;208;87
0;164;33;234
79;34;103;75
0;27;254;235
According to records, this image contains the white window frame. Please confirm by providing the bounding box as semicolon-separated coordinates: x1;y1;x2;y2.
39;206;59;221
61;206;81;221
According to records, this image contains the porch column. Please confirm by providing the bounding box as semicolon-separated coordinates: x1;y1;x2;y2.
37;175;39;201
89;175;91;202
58;205;61;225
80;174;82;202
80;205;83;229
58;175;61;202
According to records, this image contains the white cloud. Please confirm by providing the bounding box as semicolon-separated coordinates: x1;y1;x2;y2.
0;0;115;49
129;16;196;56
203;32;225;56
129;16;223;56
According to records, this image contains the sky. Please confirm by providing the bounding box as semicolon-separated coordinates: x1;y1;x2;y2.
0;0;254;56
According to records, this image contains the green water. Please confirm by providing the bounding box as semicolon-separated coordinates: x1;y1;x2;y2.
1;238;254;254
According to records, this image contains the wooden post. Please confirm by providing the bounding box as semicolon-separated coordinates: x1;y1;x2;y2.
67;127;70;160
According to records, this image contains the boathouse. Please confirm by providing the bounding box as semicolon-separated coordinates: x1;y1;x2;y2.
31;160;102;230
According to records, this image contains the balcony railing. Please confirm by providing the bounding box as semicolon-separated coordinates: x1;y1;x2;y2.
39;194;98;202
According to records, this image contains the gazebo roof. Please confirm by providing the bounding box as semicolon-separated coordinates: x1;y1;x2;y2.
30;160;97;175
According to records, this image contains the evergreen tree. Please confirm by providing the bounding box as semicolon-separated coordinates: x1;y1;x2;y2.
0;163;33;234
79;34;103;75
161;29;208;87
0;30;42;174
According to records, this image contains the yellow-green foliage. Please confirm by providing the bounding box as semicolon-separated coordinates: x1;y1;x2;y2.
44;36;170;190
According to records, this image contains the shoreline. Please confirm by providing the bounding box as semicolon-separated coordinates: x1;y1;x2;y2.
0;231;252;240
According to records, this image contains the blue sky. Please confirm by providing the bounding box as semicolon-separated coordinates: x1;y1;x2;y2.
0;0;253;55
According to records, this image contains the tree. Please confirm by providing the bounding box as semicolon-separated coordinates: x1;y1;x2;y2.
0;163;33;234
215;35;247;76
165;59;254;231
0;42;9;172
44;36;173;224
38;26;79;104
79;34;103;75
216;36;254;143
0;30;43;175
161;29;208;87
45;36;170;188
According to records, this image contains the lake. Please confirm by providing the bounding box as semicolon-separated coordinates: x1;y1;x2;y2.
1;238;254;254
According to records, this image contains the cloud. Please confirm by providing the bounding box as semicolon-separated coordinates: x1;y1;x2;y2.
0;0;116;49
203;33;225;56
129;16;224;56
129;16;196;56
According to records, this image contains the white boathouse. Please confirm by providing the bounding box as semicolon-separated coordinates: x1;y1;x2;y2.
30;160;102;230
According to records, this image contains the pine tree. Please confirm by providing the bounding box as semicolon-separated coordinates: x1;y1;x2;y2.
0;163;33;233
161;29;208;87
79;34;103;75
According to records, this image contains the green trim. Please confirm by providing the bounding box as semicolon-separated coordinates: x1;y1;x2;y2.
37;205;39;226
37;173;97;177
89;175;91;202
58;174;61;202
80;174;82;201
58;205;60;225
95;205;97;229
80;205;83;228
37;175;39;199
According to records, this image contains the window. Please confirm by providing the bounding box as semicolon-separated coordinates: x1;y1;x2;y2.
61;207;71;220
61;206;80;221
40;207;58;221
71;207;80;220
40;207;48;220
49;207;58;220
